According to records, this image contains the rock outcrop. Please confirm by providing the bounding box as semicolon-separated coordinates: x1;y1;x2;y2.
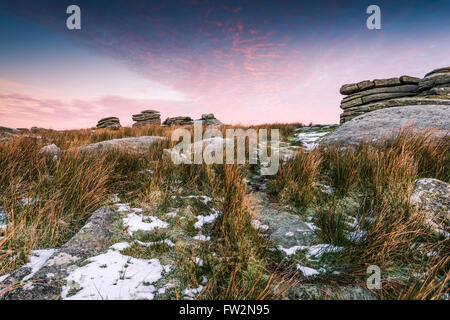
39;144;61;161
339;67;450;123
96;117;121;130
75;136;167;154
321;105;450;147
196;113;223;126
1;207;120;300
132;110;161;127
163;116;194;126
410;178;449;236
418;67;450;96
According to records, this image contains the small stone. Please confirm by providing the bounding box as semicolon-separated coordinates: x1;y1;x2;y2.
39;144;61;160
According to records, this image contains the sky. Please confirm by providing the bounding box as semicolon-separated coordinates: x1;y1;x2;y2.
0;0;449;129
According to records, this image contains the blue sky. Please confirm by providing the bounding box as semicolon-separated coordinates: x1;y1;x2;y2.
0;0;449;129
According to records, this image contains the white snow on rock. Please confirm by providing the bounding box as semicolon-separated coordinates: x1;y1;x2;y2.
304;222;319;231
61;244;171;300
252;219;269;231
183;285;204;300
0;273;10;282
194;212;218;229
134;239;175;248
166;211;177;218
345;229;367;242
21;249;56;289
291;130;329;151
193;234;210;241
0;207;6;230
296;265;319;277
184;195;213;204
193;257;204;266
115;203;131;212
123;213;168;235
110;242;131;251
279;244;343;259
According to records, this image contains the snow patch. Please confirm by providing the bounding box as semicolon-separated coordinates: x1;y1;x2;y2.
123;213;168;235
296;265;319;277
252;219;269;231
193;234;210;241
194;212;218;229
183;285;204;300
21;249;56;289
279;244;343;259
61;244;171;300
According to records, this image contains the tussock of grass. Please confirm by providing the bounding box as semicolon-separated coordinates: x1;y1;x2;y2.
272;127;449;299
267;150;322;209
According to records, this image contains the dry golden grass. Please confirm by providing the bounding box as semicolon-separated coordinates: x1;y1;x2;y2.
0;125;448;300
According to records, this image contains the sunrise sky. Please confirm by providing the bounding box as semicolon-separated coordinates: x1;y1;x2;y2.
0;0;449;129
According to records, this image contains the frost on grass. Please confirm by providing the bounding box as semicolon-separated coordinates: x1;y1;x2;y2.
61;244;171;300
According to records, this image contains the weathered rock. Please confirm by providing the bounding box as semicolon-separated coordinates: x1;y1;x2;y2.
0;126;18;133
96;117;121;130
430;85;450;96
339;67;450;123
163;137;231;163
75;136;167;154
286;283;376;300
373;77;401;87
424;67;450;78
1;207;120;300
410;178;449;235
196;113;223;126
322;105;450;148
132;110;161;127
340;97;450;123
340;85;418;109
340;83;360;95
0;131;19;143
252;191;316;249
399;75;421;84
418;70;450;94
163;116;194;126
39;144;61;161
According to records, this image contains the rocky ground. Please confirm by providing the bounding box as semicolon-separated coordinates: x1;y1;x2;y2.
1;122;447;300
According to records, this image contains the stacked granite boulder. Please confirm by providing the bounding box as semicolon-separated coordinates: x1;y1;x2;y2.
196;113;223;126
132;110;161;127
418;67;450;96
163;116;194;126
339;67;450;123
96;117;121;130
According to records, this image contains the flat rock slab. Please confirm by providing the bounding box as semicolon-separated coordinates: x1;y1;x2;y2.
252;192;315;249
323;105;450;148
1;207;119;300
286;283;376;300
75;136;167;154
